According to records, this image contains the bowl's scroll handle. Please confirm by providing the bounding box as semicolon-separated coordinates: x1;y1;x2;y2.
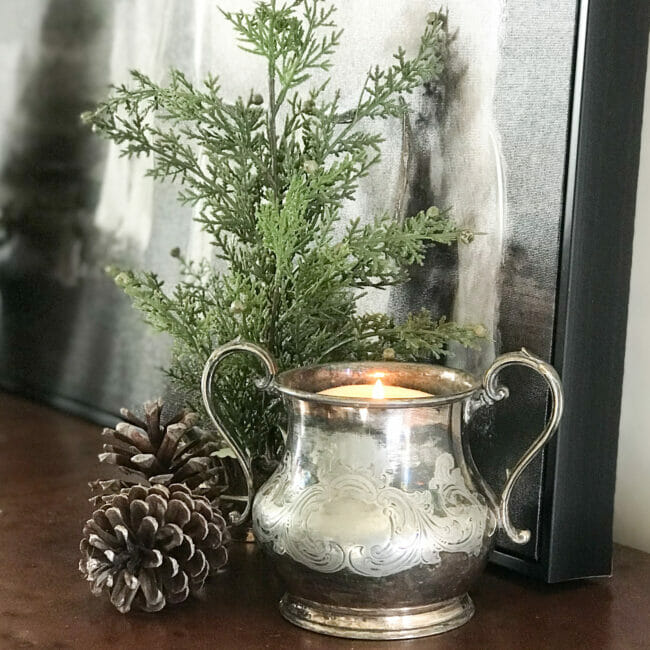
201;341;278;526
482;348;564;544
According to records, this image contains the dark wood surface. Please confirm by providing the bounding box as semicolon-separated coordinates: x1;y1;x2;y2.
0;393;648;649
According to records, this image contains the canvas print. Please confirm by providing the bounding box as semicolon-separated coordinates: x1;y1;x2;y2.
0;0;577;560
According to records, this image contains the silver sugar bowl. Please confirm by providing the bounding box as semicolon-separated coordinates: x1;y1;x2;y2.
202;342;563;640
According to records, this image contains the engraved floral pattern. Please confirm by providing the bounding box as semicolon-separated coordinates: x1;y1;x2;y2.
253;451;490;577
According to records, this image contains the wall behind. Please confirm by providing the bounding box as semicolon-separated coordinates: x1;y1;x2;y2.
613;48;650;553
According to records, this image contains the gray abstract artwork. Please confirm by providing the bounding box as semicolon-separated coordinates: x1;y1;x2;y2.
0;0;577;560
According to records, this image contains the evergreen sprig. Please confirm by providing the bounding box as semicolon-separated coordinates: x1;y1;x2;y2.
85;1;486;464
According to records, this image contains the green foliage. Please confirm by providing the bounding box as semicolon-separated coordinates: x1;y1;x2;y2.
85;1;486;463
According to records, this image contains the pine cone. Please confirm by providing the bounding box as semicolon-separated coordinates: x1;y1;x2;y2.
80;483;230;613
91;399;227;506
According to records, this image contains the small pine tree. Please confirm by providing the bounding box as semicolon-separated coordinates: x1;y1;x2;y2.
83;1;486;470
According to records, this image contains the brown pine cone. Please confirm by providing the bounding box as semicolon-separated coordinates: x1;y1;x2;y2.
91;399;227;506
80;483;230;613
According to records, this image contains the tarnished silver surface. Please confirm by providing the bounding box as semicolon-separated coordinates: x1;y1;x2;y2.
200;341;278;526
481;348;564;544
202;342;564;639
279;593;475;640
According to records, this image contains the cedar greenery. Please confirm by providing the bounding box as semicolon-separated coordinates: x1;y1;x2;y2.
83;1;486;466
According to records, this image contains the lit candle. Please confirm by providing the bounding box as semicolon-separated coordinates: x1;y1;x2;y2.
318;378;432;399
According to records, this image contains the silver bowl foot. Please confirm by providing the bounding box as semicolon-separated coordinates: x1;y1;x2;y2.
279;592;475;640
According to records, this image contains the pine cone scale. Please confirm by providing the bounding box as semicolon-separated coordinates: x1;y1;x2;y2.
86;520;118;547
144;400;163;447
167;587;189;606
119;408;147;431
98;452;136;468
173;428;205;456
172;491;195;511
149;473;174;485
186;512;208;540
166;499;191;527
138;569;164;611
134;518;154;548
130;453;165;474
109;569;138;614
210;521;227;543
167;568;189;594
157;423;188;465
193;560;210;585
105;506;126;530
145;494;166;520
173;536;195;563
102;435;142;457
113;467;149;484
142;548;163;569
186;550;207;578
85;534;108;554
129;499;148;531
111;424;155;454
206;546;228;573
160;555;179;581
158;523;183;551
173;457;211;482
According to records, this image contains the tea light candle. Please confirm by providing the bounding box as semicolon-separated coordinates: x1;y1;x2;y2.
318;378;432;399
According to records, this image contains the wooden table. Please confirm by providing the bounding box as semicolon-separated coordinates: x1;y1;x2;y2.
0;393;648;649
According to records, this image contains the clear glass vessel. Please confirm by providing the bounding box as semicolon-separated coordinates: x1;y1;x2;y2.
202;343;563;640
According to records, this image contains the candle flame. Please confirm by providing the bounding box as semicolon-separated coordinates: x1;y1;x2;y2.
372;378;385;399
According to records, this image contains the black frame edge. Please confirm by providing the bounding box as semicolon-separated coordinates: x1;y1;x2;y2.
545;0;648;582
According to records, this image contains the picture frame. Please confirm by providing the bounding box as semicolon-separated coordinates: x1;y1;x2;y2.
0;0;646;584
488;0;649;581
